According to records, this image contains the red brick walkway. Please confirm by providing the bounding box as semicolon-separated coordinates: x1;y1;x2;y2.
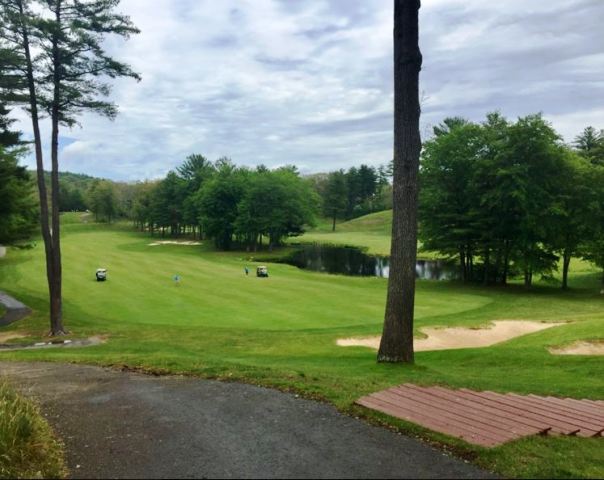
356;384;604;447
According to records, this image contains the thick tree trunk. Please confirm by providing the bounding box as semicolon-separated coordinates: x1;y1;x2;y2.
49;2;65;335
332;212;336;232
562;249;571;290
378;0;422;364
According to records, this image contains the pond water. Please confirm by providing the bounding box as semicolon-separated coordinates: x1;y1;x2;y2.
285;244;458;280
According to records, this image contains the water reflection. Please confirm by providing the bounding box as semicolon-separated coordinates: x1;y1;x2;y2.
286;244;457;280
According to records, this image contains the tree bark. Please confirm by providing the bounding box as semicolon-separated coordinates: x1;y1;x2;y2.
562;248;571;290
17;0;59;335
502;240;510;285
332;212;336;232
483;247;490;286
49;0;66;335
378;0;422;364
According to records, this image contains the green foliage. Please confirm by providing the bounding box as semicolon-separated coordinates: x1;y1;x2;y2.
0;146;37;244
574;126;604;166
323;170;348;230
419;113;604;287
0;382;66;478
86;179;118;222
310;164;390;227
196;161;247;250
235;167;318;249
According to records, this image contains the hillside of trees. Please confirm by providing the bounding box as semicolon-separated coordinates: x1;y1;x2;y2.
419;114;604;288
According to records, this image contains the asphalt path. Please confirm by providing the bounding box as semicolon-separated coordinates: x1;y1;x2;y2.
0;362;494;479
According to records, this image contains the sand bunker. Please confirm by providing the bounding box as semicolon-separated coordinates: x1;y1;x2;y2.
148;241;202;246
0;246;6;258
337;320;564;352
549;340;604;356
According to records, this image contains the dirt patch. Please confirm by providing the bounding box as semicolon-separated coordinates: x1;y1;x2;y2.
148;241;202;246
337;320;564;351
549;340;604;356
0;332;26;343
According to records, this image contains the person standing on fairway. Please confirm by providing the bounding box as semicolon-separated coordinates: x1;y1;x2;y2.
173;274;181;286
244;266;249;276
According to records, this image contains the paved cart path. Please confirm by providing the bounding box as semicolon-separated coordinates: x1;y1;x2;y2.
0;291;31;327
0;362;494;479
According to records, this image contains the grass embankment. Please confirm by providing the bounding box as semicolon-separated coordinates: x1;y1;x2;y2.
294;210;394;255
0;212;602;478
0;382;66;478
295;210;440;259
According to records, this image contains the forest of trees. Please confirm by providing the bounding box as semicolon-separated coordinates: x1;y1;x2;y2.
308;164;392;230
128;155;319;251
419;114;604;288
52;158;392;241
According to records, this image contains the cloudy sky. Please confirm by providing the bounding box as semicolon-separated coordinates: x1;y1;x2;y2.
15;0;604;180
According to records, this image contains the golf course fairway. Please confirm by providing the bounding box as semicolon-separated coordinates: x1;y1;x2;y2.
0;216;603;478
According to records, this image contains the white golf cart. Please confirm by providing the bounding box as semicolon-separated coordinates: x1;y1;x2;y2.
96;268;107;281
256;266;269;278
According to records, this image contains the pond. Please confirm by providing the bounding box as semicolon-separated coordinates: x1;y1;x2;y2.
285;244;458;280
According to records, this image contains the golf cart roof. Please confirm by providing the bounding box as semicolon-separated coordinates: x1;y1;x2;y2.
96;268;107;273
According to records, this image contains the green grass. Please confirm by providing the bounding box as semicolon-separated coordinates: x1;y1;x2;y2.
0;382;66;479
295;211;393;255
0;216;602;478
296;210;439;258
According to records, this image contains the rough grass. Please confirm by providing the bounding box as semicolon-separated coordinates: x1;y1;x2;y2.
0;215;602;478
0;382;66;479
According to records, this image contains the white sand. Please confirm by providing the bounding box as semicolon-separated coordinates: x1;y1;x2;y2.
0;333;26;343
549;341;604;356
148;241;202;246
337;320;564;351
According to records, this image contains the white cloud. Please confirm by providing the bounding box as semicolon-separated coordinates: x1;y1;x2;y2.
12;0;604;180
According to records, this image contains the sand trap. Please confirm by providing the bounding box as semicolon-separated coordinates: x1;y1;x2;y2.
337;320;564;352
0;332;26;343
549;340;604;356
148;241;202;246
0;246;6;258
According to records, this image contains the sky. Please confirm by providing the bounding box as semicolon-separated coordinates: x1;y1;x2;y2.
13;0;604;181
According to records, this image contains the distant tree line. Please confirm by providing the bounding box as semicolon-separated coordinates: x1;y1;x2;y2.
419;113;604;288
129;155;319;251
308;163;392;231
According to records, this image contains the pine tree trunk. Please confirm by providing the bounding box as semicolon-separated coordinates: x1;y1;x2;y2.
459;247;466;282
49;2;65;335
502;240;510;285
562;249;571;290
378;0;422;364
18;0;59;335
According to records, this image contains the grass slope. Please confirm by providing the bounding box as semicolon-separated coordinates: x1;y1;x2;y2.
295;210;393;255
0;215;602;478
